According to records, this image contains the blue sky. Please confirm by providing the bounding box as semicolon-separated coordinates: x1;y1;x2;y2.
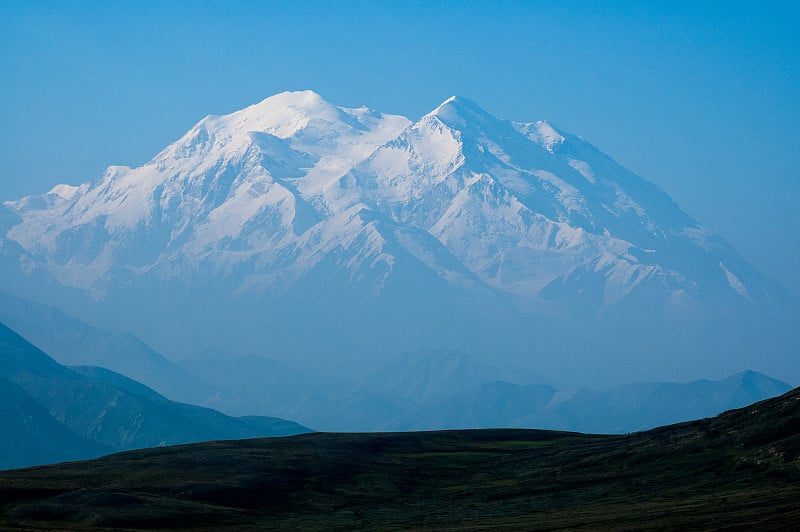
2;0;798;294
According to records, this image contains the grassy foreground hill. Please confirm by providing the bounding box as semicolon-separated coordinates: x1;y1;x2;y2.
0;386;798;530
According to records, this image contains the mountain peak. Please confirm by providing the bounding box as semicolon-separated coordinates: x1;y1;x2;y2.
210;90;338;137
429;95;495;128
252;89;329;111
434;95;480;109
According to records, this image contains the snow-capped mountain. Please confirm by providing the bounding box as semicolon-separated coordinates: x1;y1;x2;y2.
1;91;796;384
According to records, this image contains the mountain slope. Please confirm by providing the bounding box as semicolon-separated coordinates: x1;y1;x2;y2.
0;291;210;403
0;378;111;470
0;321;309;468
1;91;796;385
0;386;797;530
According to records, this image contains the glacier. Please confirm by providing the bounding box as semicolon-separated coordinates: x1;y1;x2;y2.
1;90;797;387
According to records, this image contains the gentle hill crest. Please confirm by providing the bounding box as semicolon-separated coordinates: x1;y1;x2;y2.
0;384;798;529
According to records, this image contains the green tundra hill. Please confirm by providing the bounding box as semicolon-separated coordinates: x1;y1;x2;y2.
1;383;799;530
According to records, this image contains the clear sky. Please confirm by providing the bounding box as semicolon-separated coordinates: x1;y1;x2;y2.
2;0;798;294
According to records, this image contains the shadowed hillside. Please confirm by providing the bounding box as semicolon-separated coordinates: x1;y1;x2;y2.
0;322;309;469
0;385;798;530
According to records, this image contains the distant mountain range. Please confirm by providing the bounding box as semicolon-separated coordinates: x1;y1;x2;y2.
0;321;308;470
384;364;790;433
1;91;797;385
0;293;790;435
